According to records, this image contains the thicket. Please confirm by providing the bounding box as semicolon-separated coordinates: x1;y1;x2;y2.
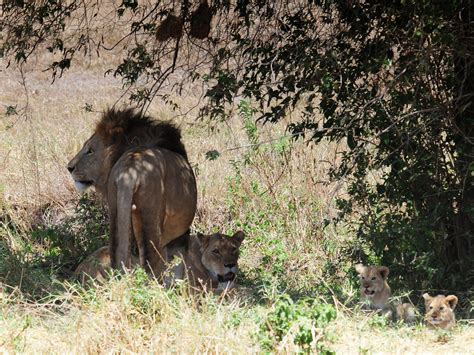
1;0;472;292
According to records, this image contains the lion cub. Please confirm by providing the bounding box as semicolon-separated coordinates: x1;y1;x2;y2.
74;246;139;285
422;293;458;330
355;264;415;323
168;231;245;290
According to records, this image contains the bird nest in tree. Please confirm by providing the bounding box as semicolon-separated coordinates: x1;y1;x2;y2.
156;14;183;41
190;1;212;39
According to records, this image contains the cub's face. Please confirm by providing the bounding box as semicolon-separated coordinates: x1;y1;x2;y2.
355;264;389;298
199;231;245;283
67;134;107;192
423;293;458;328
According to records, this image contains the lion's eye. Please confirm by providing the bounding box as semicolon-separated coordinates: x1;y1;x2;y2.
86;147;94;155
212;249;220;255
429;306;433;310
361;276;365;280
371;277;376;280
440;307;444;310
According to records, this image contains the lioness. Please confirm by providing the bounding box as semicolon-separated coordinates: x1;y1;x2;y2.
67;108;197;278
74;231;245;290
422;293;458;330
170;231;245;289
355;264;416;323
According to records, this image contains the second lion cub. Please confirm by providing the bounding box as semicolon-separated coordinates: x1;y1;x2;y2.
422;293;458;330
355;264;416;323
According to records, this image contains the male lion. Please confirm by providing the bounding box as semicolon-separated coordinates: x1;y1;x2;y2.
422;293;458;330
74;231;245;290
355;264;416;323
67;108;197;278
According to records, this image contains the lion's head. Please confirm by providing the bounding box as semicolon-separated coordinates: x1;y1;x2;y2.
423;293;458;329
67;108;187;195
197;231;245;283
355;264;390;298
67;134;108;193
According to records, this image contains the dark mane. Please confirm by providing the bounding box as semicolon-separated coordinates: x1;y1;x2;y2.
95;108;188;164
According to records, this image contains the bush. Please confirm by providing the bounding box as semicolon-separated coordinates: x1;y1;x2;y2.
0;194;108;296
258;295;336;354
30;194;108;274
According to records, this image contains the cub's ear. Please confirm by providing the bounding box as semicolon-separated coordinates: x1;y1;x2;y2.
377;266;389;279
232;231;245;245
422;293;433;308
196;232;210;249
355;264;366;275
445;295;458;310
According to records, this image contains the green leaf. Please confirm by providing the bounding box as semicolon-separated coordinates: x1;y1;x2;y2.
205;150;221;161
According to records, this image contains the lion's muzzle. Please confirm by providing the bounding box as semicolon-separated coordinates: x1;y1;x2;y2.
73;180;94;192
218;272;236;282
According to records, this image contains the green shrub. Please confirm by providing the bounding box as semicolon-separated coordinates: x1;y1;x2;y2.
30;194;108;273
0;194;108;296
258;295;336;354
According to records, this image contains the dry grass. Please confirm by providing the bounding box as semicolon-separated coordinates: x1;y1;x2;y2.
0;275;260;354
1;278;473;354
1;28;473;354
330;315;474;354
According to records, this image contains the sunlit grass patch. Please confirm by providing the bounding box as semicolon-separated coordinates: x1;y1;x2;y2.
0;271;264;353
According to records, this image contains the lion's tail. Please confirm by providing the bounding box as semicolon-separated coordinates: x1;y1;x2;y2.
110;183;138;271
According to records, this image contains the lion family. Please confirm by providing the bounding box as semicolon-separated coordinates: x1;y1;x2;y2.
68;109;459;329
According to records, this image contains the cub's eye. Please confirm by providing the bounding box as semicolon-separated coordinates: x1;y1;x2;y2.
361;276;365;280
429;306;433;310
212;249;220;255
371;277;376;280
440;307;444;310
86;148;94;155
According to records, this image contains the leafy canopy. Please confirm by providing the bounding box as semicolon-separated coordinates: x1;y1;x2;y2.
1;0;472;290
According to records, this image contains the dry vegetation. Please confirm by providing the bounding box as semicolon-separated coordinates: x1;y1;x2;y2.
1;31;473;355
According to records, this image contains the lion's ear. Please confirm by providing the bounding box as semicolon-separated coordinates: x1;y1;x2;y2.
445;295;458;310
108;125;124;136
422;293;433;309
377;266;389;279
96;122;125;145
196;232;210;249
232;231;245;245
355;264;366;275
108;126;125;144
